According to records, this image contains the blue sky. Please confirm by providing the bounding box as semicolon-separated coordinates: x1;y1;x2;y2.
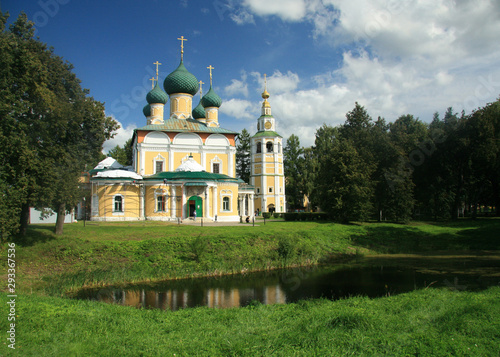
3;0;500;151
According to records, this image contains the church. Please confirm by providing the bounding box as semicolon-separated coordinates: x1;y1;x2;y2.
89;37;285;222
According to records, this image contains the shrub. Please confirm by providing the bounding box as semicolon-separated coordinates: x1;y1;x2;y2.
273;213;280;219
262;212;272;219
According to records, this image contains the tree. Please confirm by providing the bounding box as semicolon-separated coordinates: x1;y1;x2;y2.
236;128;251;183
108;138;133;166
283;134;304;210
314;127;374;222
0;12;118;238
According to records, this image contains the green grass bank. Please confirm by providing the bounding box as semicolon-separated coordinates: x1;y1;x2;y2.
6;218;500;296
1;287;499;356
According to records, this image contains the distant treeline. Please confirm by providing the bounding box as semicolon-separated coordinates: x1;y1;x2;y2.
284;100;500;222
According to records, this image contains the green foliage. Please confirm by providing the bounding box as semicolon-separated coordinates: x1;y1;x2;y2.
236;128;251;183
0;11;118;239
2;287;499;356
107;138;133;166
284;134;305;209
262;212;271;219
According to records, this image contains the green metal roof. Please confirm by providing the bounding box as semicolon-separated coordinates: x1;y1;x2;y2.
146;82;168;104
201;86;222;108
143;104;151;117
192;100;205;119
145;171;243;183
163;60;199;96
135;118;238;135
252;130;282;138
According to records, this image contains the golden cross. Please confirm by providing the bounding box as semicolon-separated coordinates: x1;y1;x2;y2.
149;77;156;89
199;80;204;96
153;61;162;79
207;65;214;86
264;73;267;91
177;36;187;60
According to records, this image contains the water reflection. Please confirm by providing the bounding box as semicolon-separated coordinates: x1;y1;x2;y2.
92;284;286;310
78;257;500;311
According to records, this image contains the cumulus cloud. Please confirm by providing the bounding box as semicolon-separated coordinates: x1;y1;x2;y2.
225;71;249;97
242;0;306;21
102;117;137;154
219;98;259;120
251;70;300;94
221;0;500;147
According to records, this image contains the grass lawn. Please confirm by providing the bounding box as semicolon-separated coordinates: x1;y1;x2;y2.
1;218;499;355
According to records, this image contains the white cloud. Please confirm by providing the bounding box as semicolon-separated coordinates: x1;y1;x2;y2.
230;9;255;25
242;0;306;21
102;117;137;154
219;98;259;120
225;71;249;97
251;70;300;94
222;0;500;147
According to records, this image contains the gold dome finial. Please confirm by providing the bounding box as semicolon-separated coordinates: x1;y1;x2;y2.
262;73;270;99
199;80;204;96
153;60;162;82
178;36;187;61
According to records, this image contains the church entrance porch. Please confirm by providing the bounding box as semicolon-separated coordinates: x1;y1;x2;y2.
188;195;203;219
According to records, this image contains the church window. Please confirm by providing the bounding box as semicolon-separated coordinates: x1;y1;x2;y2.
278;142;281;153
256;142;262;153
156;195;166;212
213;163;220;173
114;195;123;212
269;187;273;193
222;197;230;211
155;161;164;173
266;141;273;153
257;188;260;194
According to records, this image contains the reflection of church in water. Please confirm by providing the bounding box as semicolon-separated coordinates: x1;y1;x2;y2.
97;285;286;311
89;37;285;221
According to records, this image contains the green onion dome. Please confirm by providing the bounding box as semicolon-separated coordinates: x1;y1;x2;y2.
143;104;151;117
192;100;206;119
201;86;222;108
163;60;199;96
146;82;168;104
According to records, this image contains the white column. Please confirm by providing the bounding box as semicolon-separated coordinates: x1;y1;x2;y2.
182;184;186;219
213;186;218;220
205;186;210;218
170;185;176;219
238;196;243;217
140;184;145;220
249;194;254;218
140;146;145;175
169;150;174;171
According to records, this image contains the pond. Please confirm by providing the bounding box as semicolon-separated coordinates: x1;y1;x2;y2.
76;254;500;311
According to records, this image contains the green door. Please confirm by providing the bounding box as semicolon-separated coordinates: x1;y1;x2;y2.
188;196;203;218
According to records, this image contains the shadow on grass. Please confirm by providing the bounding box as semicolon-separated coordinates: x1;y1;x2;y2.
351;218;500;253
15;225;57;247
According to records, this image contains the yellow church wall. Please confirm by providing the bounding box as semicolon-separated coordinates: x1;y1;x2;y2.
144;151;169;175
173;152;202;169
217;184;238;217
96;183;141;219
205;153;228;174
254;156;262;163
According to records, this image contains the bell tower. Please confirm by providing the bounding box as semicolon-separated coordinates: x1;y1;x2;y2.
250;74;286;214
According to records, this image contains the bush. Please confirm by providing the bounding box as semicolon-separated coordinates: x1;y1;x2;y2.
262;212;271;219
273;213;281;219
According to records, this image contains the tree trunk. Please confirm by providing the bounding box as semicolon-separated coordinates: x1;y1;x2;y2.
19;203;30;236
55;202;66;235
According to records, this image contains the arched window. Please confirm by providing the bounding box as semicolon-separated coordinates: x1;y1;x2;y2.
256;142;262;153
266;141;273;153
278;142;281;153
156;195;166;212
114;196;123;212
222;197;230;211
